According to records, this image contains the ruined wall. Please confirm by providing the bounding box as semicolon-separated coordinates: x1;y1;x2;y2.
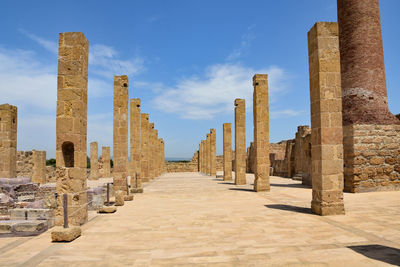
343;124;400;192
16;151;55;183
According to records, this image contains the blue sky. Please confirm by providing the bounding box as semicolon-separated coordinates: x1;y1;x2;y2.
1;0;400;159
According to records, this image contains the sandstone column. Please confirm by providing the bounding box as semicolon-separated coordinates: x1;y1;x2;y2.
140;114;150;182
338;0;399;125
148;123;155;180
308;22;345;215
160;139;165;174
234;99;246;185
56;32;89;226
205;134;210;175
89;142;99;180
101;146;111;178
130;98;141;186
113;75;129;194
0;104;17;178
253;74;270;192
210;129;216;176
223;123;232;181
32;150;46;184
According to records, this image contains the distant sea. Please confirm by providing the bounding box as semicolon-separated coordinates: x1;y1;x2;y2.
165;157;191;162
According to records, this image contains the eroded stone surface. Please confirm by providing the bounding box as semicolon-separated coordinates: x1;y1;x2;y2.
308;22;345;215
223;123;232;181
0;104;17;178
234;99;246;185
253;74;270;192
51;226;81;242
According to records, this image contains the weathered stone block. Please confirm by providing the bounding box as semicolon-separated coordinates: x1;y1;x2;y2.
51;226;81;242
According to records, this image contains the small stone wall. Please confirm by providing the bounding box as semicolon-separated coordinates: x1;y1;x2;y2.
17;151;56;183
343;124;400;192
166;162;198;172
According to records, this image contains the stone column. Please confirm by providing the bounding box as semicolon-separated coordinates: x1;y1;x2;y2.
234;99;246;185
32;150;46;184
154;129;159;178
0;104;17;178
113;75;129;194
338;0;399;125
130;98;141;186
140;114;150;182
308;22;345;215
89;142;98;180
101;146;111;178
160;139;165;174
148;123;155;180
205;134;210;175
210;129;216;176
198;143;202;172
253;74;270;192
223;123;232;181
56;32;88;226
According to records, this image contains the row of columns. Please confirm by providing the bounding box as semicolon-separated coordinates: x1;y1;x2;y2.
198;129;216;176
88;76;166;194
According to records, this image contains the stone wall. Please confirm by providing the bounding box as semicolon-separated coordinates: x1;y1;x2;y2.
343;124;400;192
16;151;56;183
166;161;197;172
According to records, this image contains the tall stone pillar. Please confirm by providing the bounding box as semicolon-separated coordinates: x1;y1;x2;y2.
101;146;111;178
89;142;99;180
205;134;210;175
308;22;345;215
140;114;150;182
148;123;155;180
113;75;129;194
198;143;202;172
223;123;232;181
130;98;141;184
234;99;246;185
160;139;165;174
32;150;46;184
338;0;399;125
253;74;270;192
0;104;17;178
154;129;159;178
210;129;216;176
56;32;89;226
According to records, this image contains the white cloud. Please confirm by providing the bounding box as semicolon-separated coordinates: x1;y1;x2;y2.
20;29;58;54
0;47;57;110
152;63;293;120
227;25;256;61
270;109;304;119
89;44;145;78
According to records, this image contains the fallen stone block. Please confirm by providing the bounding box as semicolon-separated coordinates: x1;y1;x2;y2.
98;206;117;213
115;190;124;206
130;188;143;194
124;195;134;201
0;222;12;234
51;226;81;242
12;221;46;233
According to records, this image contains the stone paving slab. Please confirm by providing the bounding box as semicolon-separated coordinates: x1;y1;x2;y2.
0;172;399;266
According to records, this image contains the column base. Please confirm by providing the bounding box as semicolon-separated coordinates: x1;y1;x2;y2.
311;201;345;216
51;226;81;242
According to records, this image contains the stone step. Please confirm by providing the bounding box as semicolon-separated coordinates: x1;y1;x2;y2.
10;208;55;228
0;220;47;237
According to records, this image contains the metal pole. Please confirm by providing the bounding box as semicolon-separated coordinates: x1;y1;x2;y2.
106;183;110;206
63;193;68;228
126;177;129;195
136;173;138;188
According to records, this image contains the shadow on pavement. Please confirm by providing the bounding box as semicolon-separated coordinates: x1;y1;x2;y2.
229;188;255;192
265;204;312;214
348;245;400;266
270;183;310;189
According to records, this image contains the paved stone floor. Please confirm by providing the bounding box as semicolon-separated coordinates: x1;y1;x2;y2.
0;172;400;266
